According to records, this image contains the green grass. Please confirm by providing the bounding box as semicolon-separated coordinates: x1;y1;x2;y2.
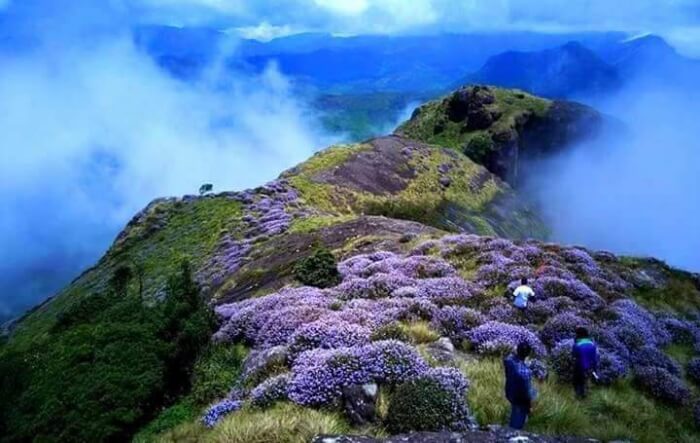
401;321;440;344
460;356;700;443
396;86;551;151
8;196;244;351
633;276;700;314
148;403;350;443
288;214;355;234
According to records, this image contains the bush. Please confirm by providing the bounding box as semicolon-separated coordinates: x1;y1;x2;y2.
463;133;494;164
550;339;575;382
190;344;247;405
371;322;409;342
688;358;700;384
294;246;341;288
0;260;216;442
633;366;691;406
386;368;470;433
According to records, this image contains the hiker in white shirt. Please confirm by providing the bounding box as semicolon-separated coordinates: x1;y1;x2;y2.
513;277;535;310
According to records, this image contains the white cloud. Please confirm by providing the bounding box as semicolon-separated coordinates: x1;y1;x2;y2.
0;29;335;314
233;21;299;41
314;0;368;15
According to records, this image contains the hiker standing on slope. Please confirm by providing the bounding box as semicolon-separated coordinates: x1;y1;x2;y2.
512;277;535;310
504;342;535;430
572;327;599;399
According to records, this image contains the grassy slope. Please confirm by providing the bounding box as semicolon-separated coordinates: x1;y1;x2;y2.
396;87;551;151
6;196;243;351
283;141;543;238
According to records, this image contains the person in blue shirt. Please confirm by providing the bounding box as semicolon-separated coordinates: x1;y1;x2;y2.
504;342;534;429
572;326;599;399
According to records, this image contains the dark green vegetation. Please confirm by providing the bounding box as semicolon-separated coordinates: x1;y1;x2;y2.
397;86;550;152
385;378;459;434
0;261;216;442
293;246;341;288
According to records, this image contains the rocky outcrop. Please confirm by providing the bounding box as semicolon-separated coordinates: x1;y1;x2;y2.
396;85;606;186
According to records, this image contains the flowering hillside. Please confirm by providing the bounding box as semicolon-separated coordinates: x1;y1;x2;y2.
1;87;699;443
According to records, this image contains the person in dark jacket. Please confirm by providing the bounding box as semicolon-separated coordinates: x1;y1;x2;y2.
572;326;599;398
504;342;534;429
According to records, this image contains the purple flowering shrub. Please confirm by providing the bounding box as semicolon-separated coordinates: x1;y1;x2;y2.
550;339;575;381
609;300;671;349
528;359;549;380
540;312;594;347
596;351;628;385
287;341;429;406
631;346;682;376
431;306;486;341
288;319;370;357
633;366;691;406
687;358;700;384
250;373;290;408
201;399;243;427
468;321;546;357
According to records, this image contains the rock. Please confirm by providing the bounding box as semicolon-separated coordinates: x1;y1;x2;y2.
426;337;456;363
241;345;288;385
342;383;378;426
315;429;600;443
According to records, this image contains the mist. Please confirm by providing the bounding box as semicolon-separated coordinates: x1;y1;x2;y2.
525;76;700;272
0;7;334;318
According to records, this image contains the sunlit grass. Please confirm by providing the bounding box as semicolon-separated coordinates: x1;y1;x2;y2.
459;356;699;443
150;403;350;443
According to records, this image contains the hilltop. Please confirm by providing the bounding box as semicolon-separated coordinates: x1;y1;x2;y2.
396;85;603;185
2;86;700;443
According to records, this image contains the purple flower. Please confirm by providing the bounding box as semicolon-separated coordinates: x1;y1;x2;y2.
634;366;691;406
527;359;549;380
288;319;370;356
596;351;628;385
201;399;243;427
250;373;290;408
431;306;486;341
468;321;546;357
539;312;594;347
631;346;681;376
550;339;575;381
414;277;476;301
287;341;429;407
687;358;700;384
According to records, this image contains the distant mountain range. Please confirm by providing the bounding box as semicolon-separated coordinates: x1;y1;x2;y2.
467;35;700;99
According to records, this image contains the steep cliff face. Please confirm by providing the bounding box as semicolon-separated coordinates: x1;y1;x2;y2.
396;85;604;185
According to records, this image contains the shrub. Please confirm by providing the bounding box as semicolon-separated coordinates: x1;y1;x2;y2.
0;260;216;442
540;312;593;347
467;321;546;357
250;373;291;408
201;399;243;428
633;366;691;406
386;368;470;433
596;351;628;385
630;346;681;376
463;133;494;164
551;339;575;382
431;306;486;341
688;358;700;384
371;322;409;342
294;246;341;288
528;359;549;381
287;341;428;406
190;344;247;405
